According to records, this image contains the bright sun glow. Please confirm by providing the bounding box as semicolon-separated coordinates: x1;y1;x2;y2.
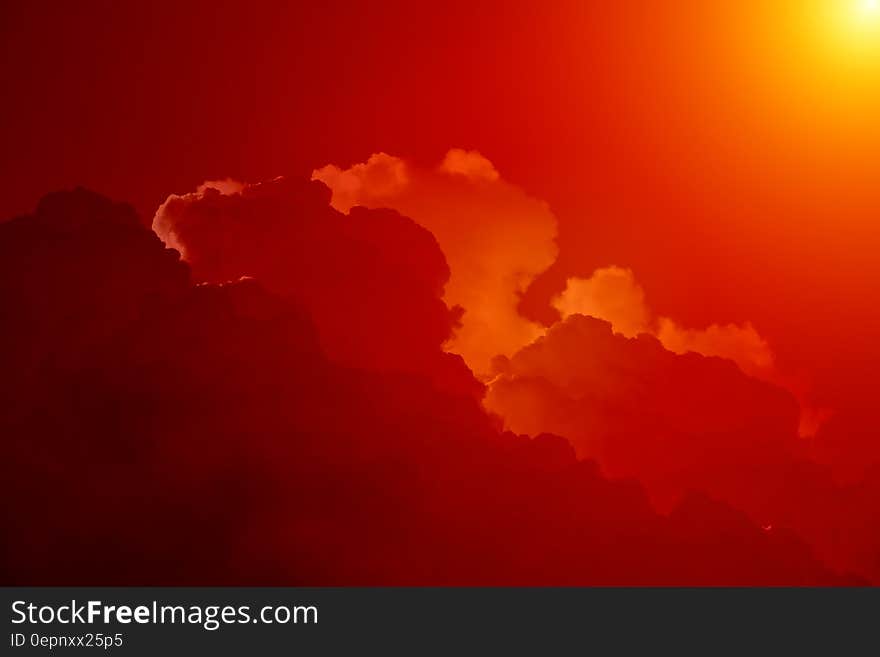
820;0;880;60
852;0;880;37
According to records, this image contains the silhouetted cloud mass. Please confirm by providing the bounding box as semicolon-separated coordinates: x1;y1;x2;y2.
153;176;478;398
2;186;868;584
485;314;880;580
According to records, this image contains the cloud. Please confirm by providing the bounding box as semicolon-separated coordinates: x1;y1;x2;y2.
552;267;773;371
484;313;880;580
657;318;774;373
553;266;774;376
196;178;246;196
552;266;650;338
312;153;827;435
313;149;558;377
439;148;500;182
310;153;408;214
151;175;479;397
552;267;824;436
2;187;860;585
147;160;873;580
485;314;802;493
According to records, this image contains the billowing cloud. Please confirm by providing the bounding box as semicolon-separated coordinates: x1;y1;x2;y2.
485;314;801;487
152;179;245;258
552;267;823;436
144;159;871;580
313;150;558;376
308;153;408;214
657;318;774;374
553;267;773;370
4;188;859;585
552;266;650;338
312;154;828;438
484;314;880;581
151;176;479;398
439;148;500;182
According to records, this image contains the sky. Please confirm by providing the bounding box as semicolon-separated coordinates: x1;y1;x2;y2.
2;0;880;584
3;1;879;393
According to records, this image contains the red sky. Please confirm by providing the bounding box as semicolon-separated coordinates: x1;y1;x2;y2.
2;0;880;584
4;1;879;403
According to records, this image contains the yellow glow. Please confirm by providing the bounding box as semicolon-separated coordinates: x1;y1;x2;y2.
851;0;880;27
812;0;880;65
849;0;880;55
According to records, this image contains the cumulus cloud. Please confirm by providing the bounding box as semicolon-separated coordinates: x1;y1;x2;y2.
485;314;801;486
197;178;246;196
4;188;858;585
313;149;558;376
484;314;880;580
150;176;482;397
310;153;408;214
552;266;825;436
657;318;774;374
553;267;773;369
143;159;857;581
439;148;500;182
312;153;827;438
552;266;651;338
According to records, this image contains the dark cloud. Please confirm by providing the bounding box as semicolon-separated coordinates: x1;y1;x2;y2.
0;188;857;585
152;177;478;398
486;314;880;581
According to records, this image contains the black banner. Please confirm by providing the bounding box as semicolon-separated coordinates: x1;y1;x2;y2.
2;588;877;654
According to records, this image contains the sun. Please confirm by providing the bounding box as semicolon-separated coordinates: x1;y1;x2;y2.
814;1;880;41
826;0;880;54
853;0;880;36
